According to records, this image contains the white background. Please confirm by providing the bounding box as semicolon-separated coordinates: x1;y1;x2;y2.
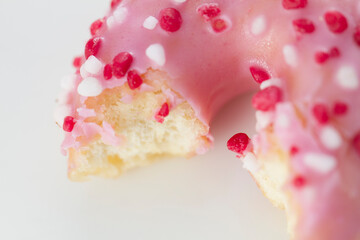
0;0;287;239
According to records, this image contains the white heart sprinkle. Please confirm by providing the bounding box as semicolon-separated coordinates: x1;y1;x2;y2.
173;0;187;3
320;126;342;150
106;16;116;29
303;153;337;174
84;56;103;75
336;65;359;90
283;45;298;67
146;44;166;66
143;16;158;30
255;111;273;130
80;65;91;79
114;7;128;23
77;77;103;97
251;16;266;36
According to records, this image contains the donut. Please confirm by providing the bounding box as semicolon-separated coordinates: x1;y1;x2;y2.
55;0;360;239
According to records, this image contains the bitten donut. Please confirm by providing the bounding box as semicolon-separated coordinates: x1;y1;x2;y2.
55;0;360;239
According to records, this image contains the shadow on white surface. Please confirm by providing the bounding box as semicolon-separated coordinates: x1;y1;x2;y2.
0;0;287;239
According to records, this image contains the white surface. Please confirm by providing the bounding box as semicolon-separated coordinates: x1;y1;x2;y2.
0;1;287;239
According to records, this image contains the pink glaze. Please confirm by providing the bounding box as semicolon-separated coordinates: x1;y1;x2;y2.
56;0;360;239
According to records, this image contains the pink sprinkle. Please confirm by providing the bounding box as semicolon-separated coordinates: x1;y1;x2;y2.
63;116;76;132
290;146;299;155
324;11;348;34
211;18;227;33
111;0;122;9
159;8;182;32
73;56;83;68
329;47;340;57
333;102;348;115
197;3;221;21
282;0;307;10
85;37;102;59
103;64;113;80
127;70;143;89
155;103;170;123
249;66;271;84
293;175;306;188
292;19;315;34
312;104;329;125
354;26;360;47
90;18;104;36
315;51;330;64
112;52;133;78
227;133;250;155
252;86;283;111
354;132;360;156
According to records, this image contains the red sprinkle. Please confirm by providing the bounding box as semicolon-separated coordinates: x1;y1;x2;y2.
252;86;283;111
312;104;329;125
333;102;348;115
159;8;182;32
315;51;330;64
155;103;170;123
127;70;143;89
197;3;221;21
112;52;133;78
90;19;104;36
72;56;83;68
111;0;122;9
63;116;76;132
211;18;227;32
85;37;102;59
324;11;348;34
293;175;306;188
354;26;360;47
329;47;340;57
354;132;360;156
249;66;271;84
282;0;307;10
227;133;250;155
290;146;299;155
292;19;315;34
103;64;113;80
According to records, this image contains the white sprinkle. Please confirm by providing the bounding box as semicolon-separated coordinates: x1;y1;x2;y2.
80;65;91;79
260;78;282;90
336;66;359;90
173;0;187;3
60;74;77;90
251;15;266;36
320;126;342;150
146;43;166;66
77;77;103;97
106;16;116;29
242;152;260;173
276;113;290;128
283;45;298;67
84;56;103;75
114;7;128;23
255;111;272;131
143;16;158;30
303;153;337;174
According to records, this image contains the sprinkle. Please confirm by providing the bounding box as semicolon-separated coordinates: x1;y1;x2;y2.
353;132;360;156
197;3;221;21
255;111;272;130
80;65;91;79
106;16;116;29
303;153;337;174
84;56;103;75
63;116;76;132
329;47;340;57
292;18;315;34
336;65;359;90
227;133;250;155
143;16;158;30
312;104;329;125
77;77;103;97
211;18;228;33
251;16;267;36
260;78;282;90
112;52;133;78
293;175;306;188
252;86;283;111
72;56;83;68
276;113;290;128
90;18;104;36
354;26;360;47
85;37;102;59
127;70;143;89
283;45;298;67
290;146;299;155
333;102;348;115
315;51;330;64
110;0;122;9
250;66;270;84
114;7;128;23
242;152;260;173
159;8;182;32
146;44;166;66
282;0;307;10
320;126;342;150
324;11;348;34
155;103;170;123
173;0;187;3
61;75;77;90
103;64;113;80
